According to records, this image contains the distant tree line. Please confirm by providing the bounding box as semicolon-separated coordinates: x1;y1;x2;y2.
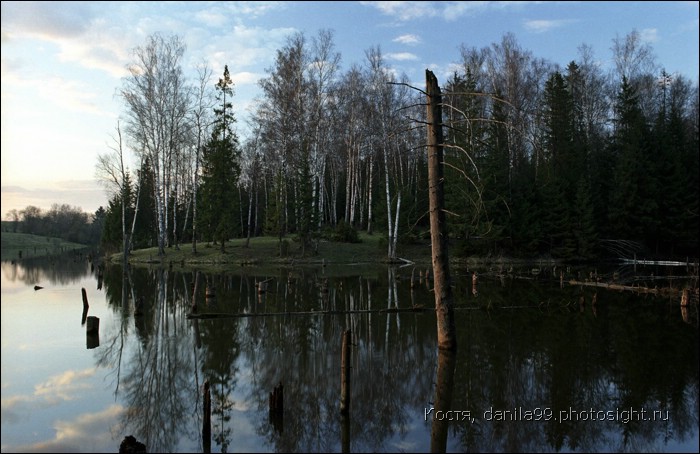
98;30;698;261
4;204;104;245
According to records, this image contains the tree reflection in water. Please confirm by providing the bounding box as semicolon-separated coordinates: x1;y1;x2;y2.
92;263;698;452
430;348;456;453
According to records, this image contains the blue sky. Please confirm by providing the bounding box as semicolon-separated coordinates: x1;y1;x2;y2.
1;1;698;217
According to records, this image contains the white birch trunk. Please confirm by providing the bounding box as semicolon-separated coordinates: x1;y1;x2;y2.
383;141;394;259
367;154;373;234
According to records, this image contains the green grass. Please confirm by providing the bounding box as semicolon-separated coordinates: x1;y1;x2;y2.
1;232;90;260
112;232;434;270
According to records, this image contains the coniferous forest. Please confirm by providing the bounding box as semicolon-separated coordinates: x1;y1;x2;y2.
94;30;698;262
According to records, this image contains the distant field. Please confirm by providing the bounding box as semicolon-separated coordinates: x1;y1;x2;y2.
1;232;89;260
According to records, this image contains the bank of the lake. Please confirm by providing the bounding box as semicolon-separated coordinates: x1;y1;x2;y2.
108;233;562;272
112;233;431;267
1;232;90;261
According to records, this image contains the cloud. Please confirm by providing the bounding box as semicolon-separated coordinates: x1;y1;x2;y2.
362;1;538;22
222;1;287;19
1;2;130;78
1;181;108;215
362;1;440;21
393;34;422;45
386;52;419;61
0;1;95;39
1;368;100;430
441;1;493;20
199;24;297;76
1;68;115;124
7;404;125;453
523;19;574;33
34;369;97;403
640;28;659;43
54;33;131;79
1;394;33;424
231;71;262;87
195;7;230;28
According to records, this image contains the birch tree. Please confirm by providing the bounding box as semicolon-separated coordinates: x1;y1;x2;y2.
120;33;189;257
95;122;134;270
311;30;340;227
336;65;367;228
365;46;403;260
189;63;214;254
256;32;307;251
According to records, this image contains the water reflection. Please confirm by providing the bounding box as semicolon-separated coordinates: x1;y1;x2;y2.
2;257;697;452
429;349;457;453
1;249;96;287
104;265;698;452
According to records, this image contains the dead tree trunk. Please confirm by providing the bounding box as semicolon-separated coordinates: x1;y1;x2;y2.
426;70;457;351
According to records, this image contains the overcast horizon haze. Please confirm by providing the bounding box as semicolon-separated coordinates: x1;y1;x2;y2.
2;1;698;220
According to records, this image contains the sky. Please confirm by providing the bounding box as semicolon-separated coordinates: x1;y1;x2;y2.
1;1;698;219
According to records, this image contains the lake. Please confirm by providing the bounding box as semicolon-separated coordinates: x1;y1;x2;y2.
1;252;698;453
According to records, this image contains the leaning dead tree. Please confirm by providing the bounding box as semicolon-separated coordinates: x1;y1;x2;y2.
426;69;457;351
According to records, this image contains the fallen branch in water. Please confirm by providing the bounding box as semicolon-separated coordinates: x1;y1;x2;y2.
568;280;685;296
187;306;428;319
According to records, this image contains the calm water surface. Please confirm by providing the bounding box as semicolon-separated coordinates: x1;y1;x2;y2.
1;253;698;453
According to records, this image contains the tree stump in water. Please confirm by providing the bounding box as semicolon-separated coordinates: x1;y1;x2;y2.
119;435;146;453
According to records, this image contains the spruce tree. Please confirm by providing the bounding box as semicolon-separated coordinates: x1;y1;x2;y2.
198;65;241;252
572;176;598;260
608;77;652;242
133;158;157;249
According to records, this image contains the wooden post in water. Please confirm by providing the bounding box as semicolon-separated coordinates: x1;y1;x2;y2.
203;380;211;453
81;288;89;326
82;288;89;310
269;382;284;432
86;316;99;334
426;69;456;351
340;329;352;415
681;288;689;307
86;316;99;349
